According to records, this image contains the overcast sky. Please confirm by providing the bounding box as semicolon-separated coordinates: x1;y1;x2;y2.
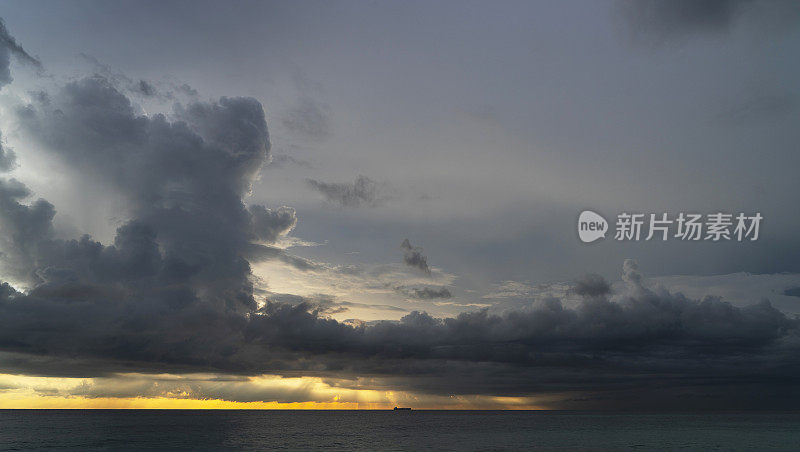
0;0;798;409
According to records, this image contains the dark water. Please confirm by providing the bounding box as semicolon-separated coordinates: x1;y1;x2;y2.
0;410;799;451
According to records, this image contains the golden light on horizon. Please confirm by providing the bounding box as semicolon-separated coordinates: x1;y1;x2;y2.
0;373;547;410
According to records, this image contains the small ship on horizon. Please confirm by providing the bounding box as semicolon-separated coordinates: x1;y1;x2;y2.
393;407;411;411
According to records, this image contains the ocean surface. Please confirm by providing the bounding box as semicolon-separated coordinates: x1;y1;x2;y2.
0;410;798;451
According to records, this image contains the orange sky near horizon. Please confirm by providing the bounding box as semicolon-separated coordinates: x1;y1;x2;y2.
0;373;547;410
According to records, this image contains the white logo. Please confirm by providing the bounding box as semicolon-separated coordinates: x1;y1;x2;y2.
578;210;608;243
576;210;762;243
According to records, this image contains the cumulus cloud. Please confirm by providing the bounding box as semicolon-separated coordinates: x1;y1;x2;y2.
401;239;430;274
11;75;279;312
306;175;388;207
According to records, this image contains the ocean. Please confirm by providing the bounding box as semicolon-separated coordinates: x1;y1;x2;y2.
0;410;798;450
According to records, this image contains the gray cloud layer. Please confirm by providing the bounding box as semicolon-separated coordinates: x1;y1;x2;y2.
0;15;799;409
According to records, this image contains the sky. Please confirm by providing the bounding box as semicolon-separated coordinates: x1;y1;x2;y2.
0;0;797;409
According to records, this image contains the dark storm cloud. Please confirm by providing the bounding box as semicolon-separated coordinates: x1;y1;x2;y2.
22;244;772;408
239;263;800;409
306;175;387;207
572;273;611;297
0;226;799;408
10;73;282;313
401;239;430;274
0;178;56;282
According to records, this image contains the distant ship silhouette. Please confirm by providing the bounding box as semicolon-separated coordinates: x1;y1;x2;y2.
393;407;411;411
